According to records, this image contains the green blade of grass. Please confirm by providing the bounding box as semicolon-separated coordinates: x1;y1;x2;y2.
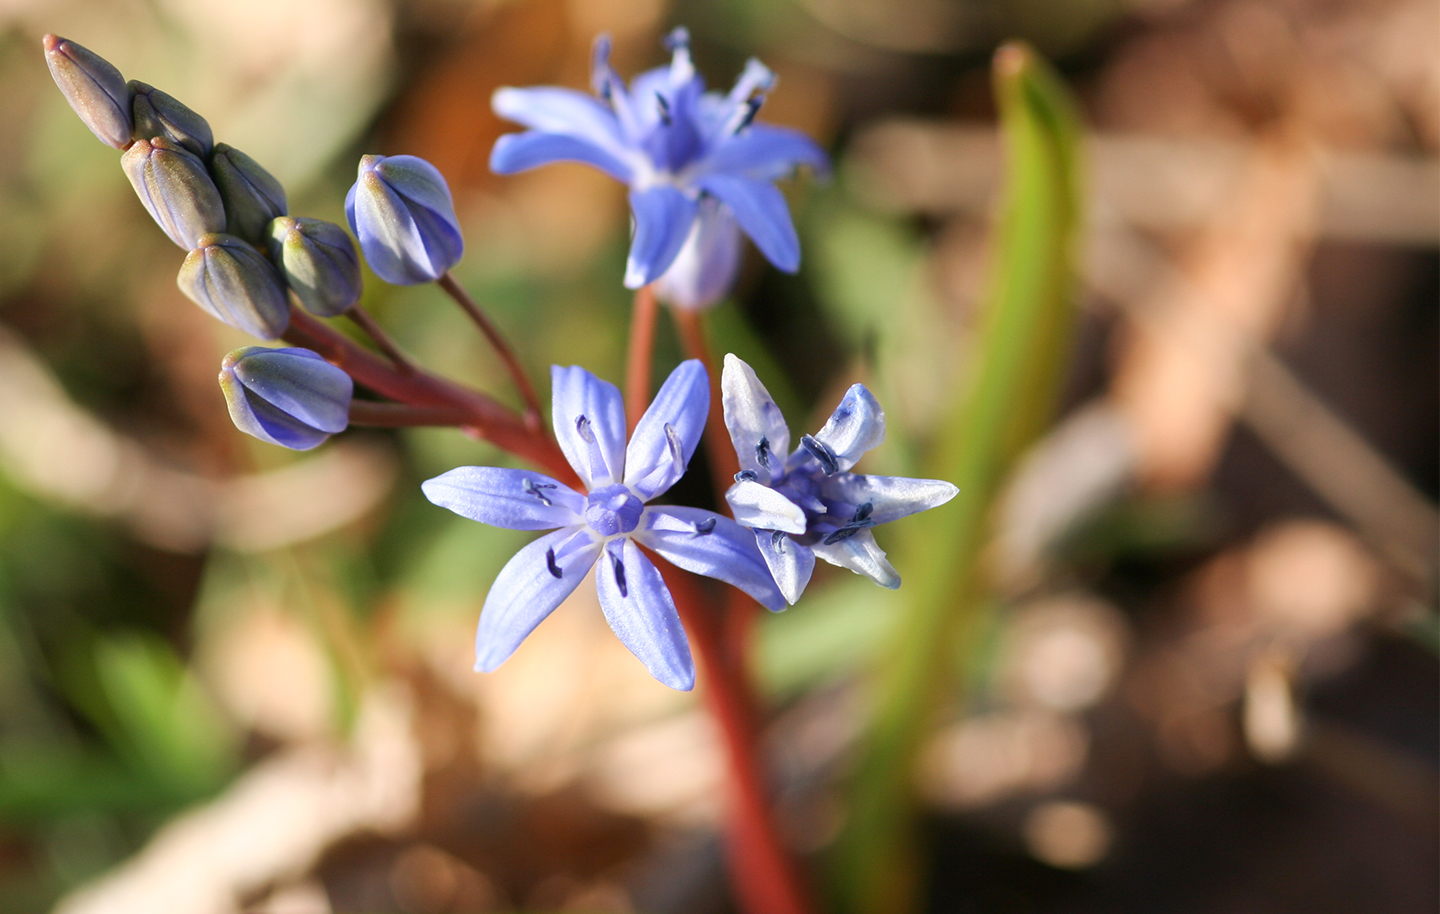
831;42;1085;914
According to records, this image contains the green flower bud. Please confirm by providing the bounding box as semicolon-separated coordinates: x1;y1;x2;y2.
267;217;362;317
42;34;133;150
178;233;290;340
129;80;213;158
121;136;226;249
211;144;287;245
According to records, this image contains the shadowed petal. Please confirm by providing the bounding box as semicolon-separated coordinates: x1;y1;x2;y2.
625;359;708;499
551;365;627;488
695;174;799;273
819;474;958;526
809;527;899;589
755;529;815;605
475;527;602;672
637;506;786;611
720;353;790;484
422;467;585;530
596;539;694;690
704;125;829;181
490;131;633;183
625;186;698;288
804;383;885;474
725;479;806;535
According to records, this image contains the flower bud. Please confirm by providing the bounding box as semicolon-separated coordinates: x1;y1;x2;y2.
345;154;463;285
211;143;287;245
42;35;132;150
121;136;226;249
653;197;743;311
178;233;290;339
129;80;213;158
219;347;352;450
266;217;362;317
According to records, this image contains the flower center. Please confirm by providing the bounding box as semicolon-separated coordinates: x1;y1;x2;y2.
584;484;644;537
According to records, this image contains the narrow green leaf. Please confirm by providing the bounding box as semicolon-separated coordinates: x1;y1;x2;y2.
831;42;1085;913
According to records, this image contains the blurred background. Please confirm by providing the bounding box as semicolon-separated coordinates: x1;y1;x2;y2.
0;0;1435;911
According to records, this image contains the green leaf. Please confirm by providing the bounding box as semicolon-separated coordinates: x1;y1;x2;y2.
831;42;1086;913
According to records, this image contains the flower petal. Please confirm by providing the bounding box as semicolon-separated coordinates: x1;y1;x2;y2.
492;86;626;150
596;539;694;690
651;197;743;311
625;359;708;499
422;466;585;530
230;348;352;433
754;529;815;605
809;527;899;589
474;527;602;672
625;185;699;289
489;131;633;183
551;365;628;488
695;174;799;273
819;474;958;526
704;125;829;181
636;506;786;611
724;479;806;535
804;384;886;474
720;353;790;484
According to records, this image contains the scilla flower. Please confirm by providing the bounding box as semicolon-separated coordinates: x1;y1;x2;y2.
423;361;784;690
220;347;353;450
490;28;828;303
721;355;958;604
346;154;464;285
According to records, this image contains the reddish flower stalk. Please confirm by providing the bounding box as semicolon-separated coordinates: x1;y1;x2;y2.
625;285;660;433
435;271;545;432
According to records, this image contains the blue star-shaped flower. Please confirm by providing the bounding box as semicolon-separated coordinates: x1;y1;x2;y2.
490;28;828;299
720;355;959;604
423;360;784;690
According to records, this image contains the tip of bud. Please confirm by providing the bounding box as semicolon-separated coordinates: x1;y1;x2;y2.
42;34;61;53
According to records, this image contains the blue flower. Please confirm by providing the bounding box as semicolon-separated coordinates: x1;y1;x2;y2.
422;360;785;691
346;154;464;285
490;28;828;299
219;347;353;450
720;354;958;604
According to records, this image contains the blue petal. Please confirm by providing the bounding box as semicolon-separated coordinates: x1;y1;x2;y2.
625;186;699;289
695;174;799;273
754;529;814;605
550;365;627;488
720;353;790;484
492;86;627;151
422;466;586;530
818;474;958;526
347;163;462;285
624;359;708;499
808;384;885;474
595;538;694;690
809;527;899;589
724;479;806;535
475;527;602;672
651;197;743;311
230;348;352;433
490;131;634;183
637;506;786;612
704;125;829;181
227;388;331;450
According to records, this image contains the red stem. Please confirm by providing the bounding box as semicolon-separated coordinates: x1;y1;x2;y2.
436;272;545;433
673;308;740;495
282;307;577;486
346;304;417;374
348;400;472;427
625;285;659;433
660;564;814;914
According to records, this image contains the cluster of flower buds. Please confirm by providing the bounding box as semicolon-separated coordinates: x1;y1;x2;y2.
41;35;465;451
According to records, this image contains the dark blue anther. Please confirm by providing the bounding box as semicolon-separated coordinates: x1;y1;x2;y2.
523;478;557;506
755;436;771;469
733;97;763;134
800;434;839;475
823;525;863;546
612;555;628;597
734;469;759;483
655;93;672;126
693;517;716;537
853;502;873;523
575;414;595;443
545;547;563;579
771;530;787;553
